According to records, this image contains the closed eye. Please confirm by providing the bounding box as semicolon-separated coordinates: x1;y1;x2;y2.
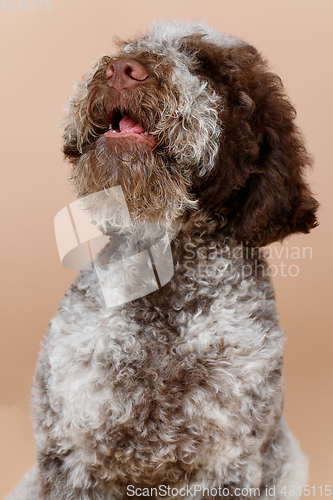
200;78;216;96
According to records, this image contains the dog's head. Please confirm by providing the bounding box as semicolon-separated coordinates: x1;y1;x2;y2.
63;21;318;246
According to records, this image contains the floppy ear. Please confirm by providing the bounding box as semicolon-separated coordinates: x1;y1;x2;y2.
196;43;319;247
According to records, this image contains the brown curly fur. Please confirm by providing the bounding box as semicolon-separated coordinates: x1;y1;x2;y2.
185;38;318;246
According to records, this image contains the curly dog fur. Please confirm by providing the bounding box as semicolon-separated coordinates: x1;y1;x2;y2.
6;21;318;500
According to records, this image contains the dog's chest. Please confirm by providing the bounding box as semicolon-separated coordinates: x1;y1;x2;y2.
43;241;284;485
47;294;235;437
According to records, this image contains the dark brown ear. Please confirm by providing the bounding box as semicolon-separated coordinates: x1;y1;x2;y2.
196;43;319;247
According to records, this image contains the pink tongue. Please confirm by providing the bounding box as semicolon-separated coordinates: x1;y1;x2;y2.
119;115;145;134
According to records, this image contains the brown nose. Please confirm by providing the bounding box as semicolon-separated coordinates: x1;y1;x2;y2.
106;58;149;90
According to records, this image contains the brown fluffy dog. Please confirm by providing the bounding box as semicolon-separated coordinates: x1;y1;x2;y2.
6;21;318;500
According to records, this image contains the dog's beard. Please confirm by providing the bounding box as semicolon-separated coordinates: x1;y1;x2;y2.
68;136;197;237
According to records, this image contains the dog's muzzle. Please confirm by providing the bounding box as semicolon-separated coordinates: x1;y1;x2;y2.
103;58;157;147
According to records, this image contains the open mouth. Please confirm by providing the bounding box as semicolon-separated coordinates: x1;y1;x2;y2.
104;110;157;148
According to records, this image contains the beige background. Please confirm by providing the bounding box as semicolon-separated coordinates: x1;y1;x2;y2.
0;0;332;497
